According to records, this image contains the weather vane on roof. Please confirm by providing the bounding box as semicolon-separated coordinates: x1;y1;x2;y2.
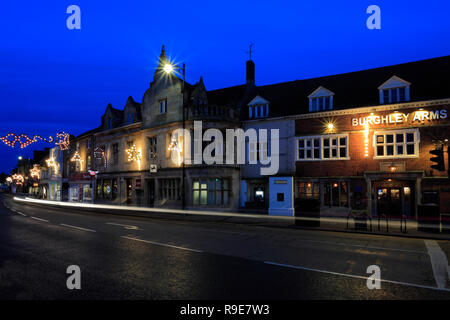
246;43;254;60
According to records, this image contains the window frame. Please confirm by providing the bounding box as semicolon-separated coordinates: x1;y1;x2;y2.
159;98;168;114
309;96;333;112
296;134;349;161
373;128;420;159
381;86;408;104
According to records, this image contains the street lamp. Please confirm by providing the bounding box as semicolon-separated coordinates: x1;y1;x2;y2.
164;62;187;210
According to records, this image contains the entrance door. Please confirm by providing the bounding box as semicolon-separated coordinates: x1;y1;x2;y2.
377;187;402;217
126;178;133;204
147;179;155;207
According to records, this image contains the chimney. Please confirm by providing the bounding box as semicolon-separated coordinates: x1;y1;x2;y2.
246;60;255;85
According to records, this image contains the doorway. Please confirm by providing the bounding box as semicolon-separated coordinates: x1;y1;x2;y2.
126;178;133;204
147;179;155;207
377;187;402;217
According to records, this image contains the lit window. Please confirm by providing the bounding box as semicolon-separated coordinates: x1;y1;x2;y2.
297;134;348;161
374;129;419;158
192;179;230;206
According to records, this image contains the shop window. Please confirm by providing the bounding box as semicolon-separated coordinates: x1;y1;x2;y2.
103;179;112;199
159;178;180;201
297;134;348;160
324;181;348;207
96;180;102;199
192;178;230;206
295;181;319;200
112;179;118;200
374;129;419;159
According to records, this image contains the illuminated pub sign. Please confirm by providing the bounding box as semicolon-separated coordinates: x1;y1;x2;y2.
352;109;448;127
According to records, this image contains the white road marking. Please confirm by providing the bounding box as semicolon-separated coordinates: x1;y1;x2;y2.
264;261;450;292
106;222;140;230
60;223;96;233
425;240;449;289
30;216;49;222
16;211;27;217
298;238;426;254
121;236;203;253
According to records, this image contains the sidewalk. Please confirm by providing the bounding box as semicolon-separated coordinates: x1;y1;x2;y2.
8;194;450;241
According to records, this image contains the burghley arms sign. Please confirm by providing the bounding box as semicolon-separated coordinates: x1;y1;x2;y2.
352;109;447;127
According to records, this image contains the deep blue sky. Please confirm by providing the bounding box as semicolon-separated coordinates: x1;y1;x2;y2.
1;0;449;173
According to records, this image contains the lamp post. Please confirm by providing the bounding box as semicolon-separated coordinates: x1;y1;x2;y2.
164;62;186;210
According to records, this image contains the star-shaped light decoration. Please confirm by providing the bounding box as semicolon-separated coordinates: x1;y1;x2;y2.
126;145;142;170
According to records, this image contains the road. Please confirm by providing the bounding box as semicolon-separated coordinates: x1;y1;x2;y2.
0;194;449;300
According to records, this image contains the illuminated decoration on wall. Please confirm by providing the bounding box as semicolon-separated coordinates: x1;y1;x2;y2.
30;165;41;180
6;177;12;183
363;122;370;157
11;174;24;185
126;145;142;170
55;132;70;150
94;146;107;167
168;136;183;165
71;151;84;171
0;131;70;150
46;157;60;173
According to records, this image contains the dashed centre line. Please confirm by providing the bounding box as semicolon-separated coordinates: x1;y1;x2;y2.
30;216;49;222
121;236;203;253
60;223;96;233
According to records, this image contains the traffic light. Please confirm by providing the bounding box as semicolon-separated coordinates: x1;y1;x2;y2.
430;147;445;171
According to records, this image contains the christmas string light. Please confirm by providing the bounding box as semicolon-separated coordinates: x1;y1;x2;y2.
55;132;70;150
30;164;41;180
11;174;24;185
0;133;53;149
46;157;60;173
0;132;69;150
94;146;107;167
126;145;142;170
168;136;182;165
71;151;84;171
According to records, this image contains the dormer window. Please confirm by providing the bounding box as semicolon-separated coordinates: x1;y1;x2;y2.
378;76;410;104
247;96;270;119
249;104;269;119
159;98;167;114
106;118;113;129
127;113;134;124
308;86;334;112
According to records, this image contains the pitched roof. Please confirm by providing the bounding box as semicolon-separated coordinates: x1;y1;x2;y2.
207;55;450;118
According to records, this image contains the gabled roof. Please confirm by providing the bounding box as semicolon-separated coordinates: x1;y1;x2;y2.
207;55;450;118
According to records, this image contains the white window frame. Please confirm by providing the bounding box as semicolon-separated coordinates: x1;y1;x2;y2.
373;128;420;159
248;103;269;119
296;134;349;161
309;96;333;112
381;86;409;104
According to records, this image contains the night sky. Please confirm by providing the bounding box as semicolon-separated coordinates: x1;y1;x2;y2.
1;0;449;173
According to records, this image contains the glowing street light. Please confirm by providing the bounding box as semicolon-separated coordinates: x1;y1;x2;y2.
162;60;187;210
163;63;174;74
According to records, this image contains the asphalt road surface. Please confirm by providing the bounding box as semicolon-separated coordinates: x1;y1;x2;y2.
1;194;449;300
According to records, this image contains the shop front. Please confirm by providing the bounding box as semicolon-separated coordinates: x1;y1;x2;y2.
69;173;95;203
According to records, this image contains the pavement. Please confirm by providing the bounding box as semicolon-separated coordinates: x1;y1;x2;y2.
1;193;450;299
